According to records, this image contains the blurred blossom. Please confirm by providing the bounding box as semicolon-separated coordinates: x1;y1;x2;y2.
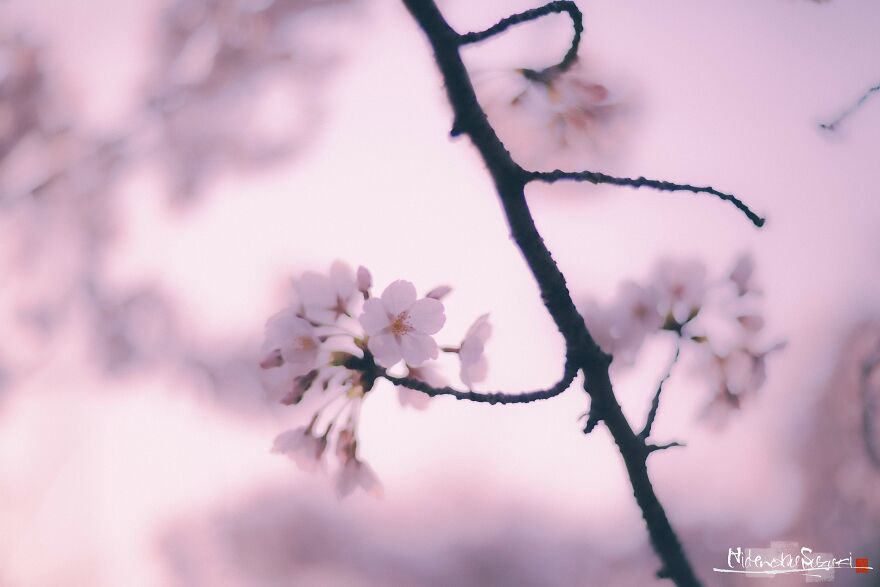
581;254;782;421
0;0;359;413
791;323;880;556
148;0;358;199
159;486;662;587
475;60;624;165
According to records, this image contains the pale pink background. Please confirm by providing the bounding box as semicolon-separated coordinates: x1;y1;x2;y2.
1;0;879;585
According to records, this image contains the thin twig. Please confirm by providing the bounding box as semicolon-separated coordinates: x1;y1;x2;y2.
820;81;880;132
639;343;682;440
528;169;765;228
382;359;578;405
458;1;582;74
647;441;686;454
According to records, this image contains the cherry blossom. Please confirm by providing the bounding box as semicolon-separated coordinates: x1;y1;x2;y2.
579;254;780;421
262;308;321;375
608;282;663;363
334;426;382;498
653;258;708;324
295;260;357;324
260;262;487;497
359;280;446;368
272;424;328;473
459;314;492;388
425;285;452;300
356;265;372;296
729;253;757;296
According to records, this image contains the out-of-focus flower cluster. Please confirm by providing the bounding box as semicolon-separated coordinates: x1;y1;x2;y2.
581;254;783;422
261;261;492;497
476;61;622;163
148;0;356;199
0;0;356;404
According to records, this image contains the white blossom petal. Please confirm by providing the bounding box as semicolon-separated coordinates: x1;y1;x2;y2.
359;298;390;336
407;297;445;334
356;265;372;293
397;386;431;410
461;356;489;388
380;280;417;315
368;333;403;368
400;332;438;366
329;260;356;300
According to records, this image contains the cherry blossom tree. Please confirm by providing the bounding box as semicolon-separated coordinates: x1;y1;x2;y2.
257;2;779;586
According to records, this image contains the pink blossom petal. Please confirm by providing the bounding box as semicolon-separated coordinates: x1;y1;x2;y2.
464;313;492;343
359;298;390;336
461;356;489;388
368;333;403;368
425;285;452;300
407;298;445;334
459;336;484;365
380;280;417;315
400;332;438;366
356;265;372;292
397;386;431;410
329;260;355;299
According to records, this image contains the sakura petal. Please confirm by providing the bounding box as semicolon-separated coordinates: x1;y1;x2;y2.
368;333;403;368
407;298;445;334
461;356;489;388
465;313;492;343
397;386;431;410
459;336;485;365
425;285;452;300
359;298;390;336
356;265;372;292
400;332;438;366
271;428;308;454
329;260;355;299
380;280;417;315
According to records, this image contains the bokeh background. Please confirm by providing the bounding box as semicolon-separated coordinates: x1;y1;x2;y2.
1;0;879;585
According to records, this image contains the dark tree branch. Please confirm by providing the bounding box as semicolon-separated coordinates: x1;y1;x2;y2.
647;441;686;454
820;81;880;132
401;0;708;584
581;406;602;434
528;169;765;228
640;344;682;440
382;359;578;405
458;1;582;74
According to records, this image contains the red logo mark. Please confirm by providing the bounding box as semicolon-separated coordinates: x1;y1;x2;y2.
856;558;869;574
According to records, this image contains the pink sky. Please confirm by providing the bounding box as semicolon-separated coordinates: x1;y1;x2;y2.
1;0;879;584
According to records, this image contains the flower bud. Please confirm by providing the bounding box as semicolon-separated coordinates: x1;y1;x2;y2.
357;266;372;296
426;285;452;300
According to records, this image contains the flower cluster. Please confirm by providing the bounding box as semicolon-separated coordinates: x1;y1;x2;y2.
477;61;619;160
581;254;782;421
261;261;492;497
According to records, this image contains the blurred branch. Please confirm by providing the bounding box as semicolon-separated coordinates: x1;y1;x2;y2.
861;345;880;469
527;169;765;228
402;0;709;584
639;343;681;440
820;80;880;132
